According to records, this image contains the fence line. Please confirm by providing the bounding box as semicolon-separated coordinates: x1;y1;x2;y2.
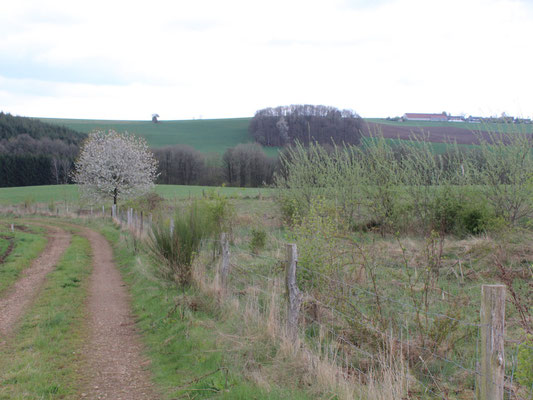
3;204;530;399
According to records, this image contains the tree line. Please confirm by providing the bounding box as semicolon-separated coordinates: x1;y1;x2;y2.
249;104;364;147
153;143;277;187
0;113;86;187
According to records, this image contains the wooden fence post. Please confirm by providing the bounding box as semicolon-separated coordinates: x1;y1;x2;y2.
219;233;230;288
10;223;14;232
480;284;505;400
112;205;116;219
169;219;174;236
286;244;302;342
140;211;144;235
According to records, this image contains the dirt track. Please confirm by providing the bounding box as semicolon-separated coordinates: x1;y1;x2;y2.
76;227;157;400
0;226;71;339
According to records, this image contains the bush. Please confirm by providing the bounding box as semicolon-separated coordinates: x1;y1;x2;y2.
249;228;266;254
148;202;211;286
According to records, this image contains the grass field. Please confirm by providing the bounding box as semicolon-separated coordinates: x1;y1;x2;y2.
39;117;285;156
0;184;273;206
366;117;533;133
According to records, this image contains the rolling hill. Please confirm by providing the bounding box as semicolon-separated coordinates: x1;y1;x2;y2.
37;116;533;156
39;117;265;154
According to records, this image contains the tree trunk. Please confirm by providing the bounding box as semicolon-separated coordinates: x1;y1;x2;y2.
114;187;118;205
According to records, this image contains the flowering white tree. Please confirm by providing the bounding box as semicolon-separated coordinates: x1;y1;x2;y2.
73;130;159;205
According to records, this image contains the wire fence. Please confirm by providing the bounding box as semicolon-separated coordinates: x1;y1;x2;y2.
219;239;532;400
3;203;531;399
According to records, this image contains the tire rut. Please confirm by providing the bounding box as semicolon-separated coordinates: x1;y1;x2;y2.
77;227;157;400
0;225;71;339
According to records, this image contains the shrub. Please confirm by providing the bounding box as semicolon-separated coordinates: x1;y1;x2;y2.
148;202;210;286
249;228;267;254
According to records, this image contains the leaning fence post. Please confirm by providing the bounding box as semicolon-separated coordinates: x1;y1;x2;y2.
286;244;302;342
219;233;230;288
480;284;505;400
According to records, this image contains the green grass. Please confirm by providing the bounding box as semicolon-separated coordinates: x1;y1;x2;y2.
0;234;92;399
0;184;273;205
0;223;47;296
39;117;279;156
97;222;310;399
366;117;533;133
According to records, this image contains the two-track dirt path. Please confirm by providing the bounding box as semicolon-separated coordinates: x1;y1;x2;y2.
0;225;71;339
76;227;157;400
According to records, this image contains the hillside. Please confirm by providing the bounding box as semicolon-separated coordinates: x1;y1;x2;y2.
39;117;267;154
39;116;533;156
1;113;85;144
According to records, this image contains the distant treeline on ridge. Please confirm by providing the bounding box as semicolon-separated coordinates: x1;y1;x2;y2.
0;112;86;187
249;104;364;147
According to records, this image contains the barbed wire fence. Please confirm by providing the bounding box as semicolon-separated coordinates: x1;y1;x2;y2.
210;234;531;400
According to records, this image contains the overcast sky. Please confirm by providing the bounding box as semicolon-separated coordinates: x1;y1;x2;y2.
1;0;532;120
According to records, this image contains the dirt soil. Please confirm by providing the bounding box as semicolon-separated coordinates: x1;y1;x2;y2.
0;226;71;339
364;122;484;145
78;227;158;400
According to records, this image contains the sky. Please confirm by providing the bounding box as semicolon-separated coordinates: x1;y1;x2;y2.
1;0;533;120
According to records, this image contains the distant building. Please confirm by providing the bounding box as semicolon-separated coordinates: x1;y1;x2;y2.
467;116;482;123
448;115;465;122
403;113;448;122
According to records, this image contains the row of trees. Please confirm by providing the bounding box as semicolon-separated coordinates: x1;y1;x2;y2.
249;104;364;147
153;143;278;188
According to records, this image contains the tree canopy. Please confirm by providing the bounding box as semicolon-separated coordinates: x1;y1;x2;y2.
72;130;159;205
249;105;364;147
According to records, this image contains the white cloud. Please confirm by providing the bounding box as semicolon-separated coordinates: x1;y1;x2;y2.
1;0;532;119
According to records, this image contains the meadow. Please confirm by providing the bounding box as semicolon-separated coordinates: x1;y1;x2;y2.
0;184;272;206
39;117;283;156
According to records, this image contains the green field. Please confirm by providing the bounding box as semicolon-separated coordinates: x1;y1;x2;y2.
40;116;523;158
366;117;533;133
0;184;273;205
39;117;284;156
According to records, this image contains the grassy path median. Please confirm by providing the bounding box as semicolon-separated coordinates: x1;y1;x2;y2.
0;234;92;399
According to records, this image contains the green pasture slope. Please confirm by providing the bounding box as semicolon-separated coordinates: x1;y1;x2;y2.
0;184;272;205
366;117;533;133
39;117;284;156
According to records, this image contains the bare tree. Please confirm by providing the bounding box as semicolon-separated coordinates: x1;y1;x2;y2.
72;130;159;205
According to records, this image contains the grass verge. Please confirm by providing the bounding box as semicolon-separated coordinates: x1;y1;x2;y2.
0;222;47;296
98;222;311;399
0;234;92;399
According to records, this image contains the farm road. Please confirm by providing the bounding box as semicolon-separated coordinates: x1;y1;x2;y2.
71;225;158;400
0;225;71;339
